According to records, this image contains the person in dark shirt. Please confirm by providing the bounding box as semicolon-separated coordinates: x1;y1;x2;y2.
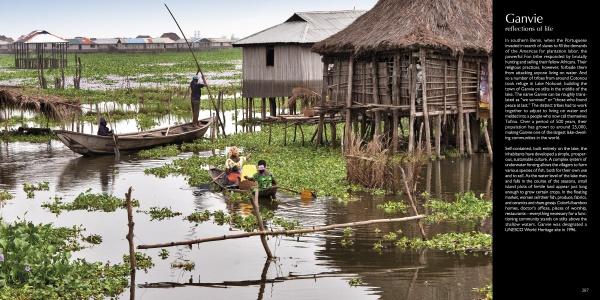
190;75;206;126
97;117;113;136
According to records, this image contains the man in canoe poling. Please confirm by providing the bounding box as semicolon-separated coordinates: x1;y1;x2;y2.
190;75;206;126
97;117;113;136
245;160;277;191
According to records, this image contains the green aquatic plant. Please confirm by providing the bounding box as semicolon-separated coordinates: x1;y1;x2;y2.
22;181;49;198
0;219;129;299
41;189;139;213
382;231;398;241
395;232;492;253
159;249;170;260
171;260;195;271
82;234;103;245
147;126;350;198
123;252;154;272
348;277;363;287
473;284;493;300
372;240;384;253
0;190;13;201
185;210;212;223
376;201;408;214
140;206;182;221
272;217;301;231
424;192;492;223
340;227;354;247
137;144;181;159
0;132;56;143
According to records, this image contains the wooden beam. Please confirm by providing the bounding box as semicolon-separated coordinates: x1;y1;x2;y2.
316;61;328;145
372;56;381;136
392;110;399;154
435;114;441;158
408;55;416;153
137;215;426;249
487;55;493;132
465;113;473;156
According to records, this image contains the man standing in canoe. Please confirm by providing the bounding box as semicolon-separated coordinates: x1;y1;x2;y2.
190;74;206;126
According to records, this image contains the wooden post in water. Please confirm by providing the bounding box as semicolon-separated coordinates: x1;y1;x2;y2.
234;91;238;134
261;97;266;119
435;114;441;158
483;120;493;162
456;53;465;155
399;167;427;240
125;187;136;300
252;189;273;259
465;113;473;156
408;56;416;153
316;61;328;145
392;110;399;154
344;56;354;151
419;49;432;157
372;56;381;135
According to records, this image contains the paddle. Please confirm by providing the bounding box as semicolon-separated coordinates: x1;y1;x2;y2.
278;186;316;198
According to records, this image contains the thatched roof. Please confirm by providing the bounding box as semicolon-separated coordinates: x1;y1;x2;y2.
312;0;492;55
0;87;82;121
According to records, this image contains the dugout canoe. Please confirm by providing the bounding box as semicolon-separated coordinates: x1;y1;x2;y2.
208;168;278;199
55;118;212;155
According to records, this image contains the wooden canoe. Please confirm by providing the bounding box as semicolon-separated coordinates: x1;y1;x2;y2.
208;168;277;199
55;118;212;155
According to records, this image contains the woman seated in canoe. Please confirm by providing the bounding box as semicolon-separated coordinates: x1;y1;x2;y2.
245;160;276;190
224;147;246;185
97;117;113;136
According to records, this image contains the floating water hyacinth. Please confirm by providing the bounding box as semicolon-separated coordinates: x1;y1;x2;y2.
24;265;31;272
0;253;4;263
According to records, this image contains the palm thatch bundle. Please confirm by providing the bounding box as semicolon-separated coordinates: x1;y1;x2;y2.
313;0;492;55
0;87;82;121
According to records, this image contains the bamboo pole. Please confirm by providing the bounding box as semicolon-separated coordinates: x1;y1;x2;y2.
399;167;427;240
137;215;425;249
456;53;465;155
408;56;416;153
372;56;381;135
392;110;399;154
316;61;328;145
252;189;273;259
487;55;493;131
125;187;136;300
344;56;354;150
419;49;432;157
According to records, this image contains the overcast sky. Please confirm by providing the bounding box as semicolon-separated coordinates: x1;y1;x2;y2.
1;0;377;40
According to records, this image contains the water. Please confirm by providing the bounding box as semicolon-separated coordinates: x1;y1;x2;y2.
0;139;492;299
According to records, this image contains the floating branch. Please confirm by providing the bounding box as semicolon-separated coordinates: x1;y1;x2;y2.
137;215;425;250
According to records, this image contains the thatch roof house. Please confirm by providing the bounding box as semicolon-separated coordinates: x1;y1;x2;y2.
311;0;492;155
234;10;365;101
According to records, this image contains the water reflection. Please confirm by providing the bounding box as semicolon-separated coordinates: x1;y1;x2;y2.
0;136;492;299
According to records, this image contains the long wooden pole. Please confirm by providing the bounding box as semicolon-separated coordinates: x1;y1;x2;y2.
137;215;425;249
252;189;273;259
125;187;136;300
164;3;226;137
399;167;428;240
419;49;432;157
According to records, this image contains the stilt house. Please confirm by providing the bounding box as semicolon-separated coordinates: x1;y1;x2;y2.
312;0;492;155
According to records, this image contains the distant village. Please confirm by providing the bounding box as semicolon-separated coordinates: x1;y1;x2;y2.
0;31;235;53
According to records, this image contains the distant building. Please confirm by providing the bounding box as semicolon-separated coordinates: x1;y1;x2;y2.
160;32;180;41
233;10;365;100
136;35;151;38
0;40;12;52
195;38;233;48
67;37;96;51
94;38;122;50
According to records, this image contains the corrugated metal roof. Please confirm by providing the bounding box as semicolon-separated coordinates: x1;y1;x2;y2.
67;37;95;45
146;38;174;44
234;10;365;46
16;30;68;44
94;38;120;45
124;38;146;44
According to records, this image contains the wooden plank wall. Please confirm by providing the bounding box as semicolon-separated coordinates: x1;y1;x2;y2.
241;45;323;98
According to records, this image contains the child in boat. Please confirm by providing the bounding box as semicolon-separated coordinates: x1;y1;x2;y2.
97;117;113;136
225;147;246;185
245;160;276;190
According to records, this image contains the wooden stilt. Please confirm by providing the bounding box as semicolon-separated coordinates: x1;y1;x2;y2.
487;55;493;132
330;113;336;145
456;53;465;155
125;187;136;300
261;97;266;119
392;110;399;154
435;114;441;158
465;113;473;156
419;49;432;157
344;56;354;150
483;120;493;162
316;61;328;145
372;56;381;136
408;56;416;153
